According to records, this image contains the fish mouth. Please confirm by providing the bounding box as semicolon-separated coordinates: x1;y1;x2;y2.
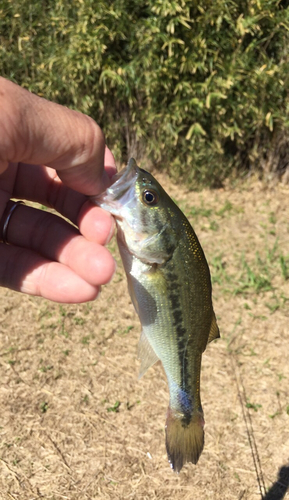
93;158;138;215
106;158;138;200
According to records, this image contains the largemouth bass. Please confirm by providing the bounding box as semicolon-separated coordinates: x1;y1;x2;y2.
94;158;219;472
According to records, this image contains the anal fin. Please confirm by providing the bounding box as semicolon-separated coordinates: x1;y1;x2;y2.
207;312;220;344
138;330;159;379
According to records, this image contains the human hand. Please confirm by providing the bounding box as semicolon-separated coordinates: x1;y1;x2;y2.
0;77;117;303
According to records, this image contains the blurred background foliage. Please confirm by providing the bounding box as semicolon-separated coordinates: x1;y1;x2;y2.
0;0;288;187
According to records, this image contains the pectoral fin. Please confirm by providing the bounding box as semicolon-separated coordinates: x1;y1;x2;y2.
127;273;140;315
138;330;159;379
207;312;220;345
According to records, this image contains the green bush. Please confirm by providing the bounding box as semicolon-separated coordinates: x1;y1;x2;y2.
0;0;288;187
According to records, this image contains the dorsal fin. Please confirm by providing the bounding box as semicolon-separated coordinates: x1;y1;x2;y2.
207;312;220;344
138;330;159;379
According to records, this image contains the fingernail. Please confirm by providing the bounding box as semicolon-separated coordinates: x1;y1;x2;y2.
105;216;116;245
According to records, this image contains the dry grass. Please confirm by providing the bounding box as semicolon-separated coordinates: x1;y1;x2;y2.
0;176;289;500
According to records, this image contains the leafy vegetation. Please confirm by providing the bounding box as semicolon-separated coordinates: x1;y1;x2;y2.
245;399;262;412
0;1;288;186
106;400;121;412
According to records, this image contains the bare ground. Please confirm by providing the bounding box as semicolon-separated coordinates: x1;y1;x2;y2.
0;175;289;500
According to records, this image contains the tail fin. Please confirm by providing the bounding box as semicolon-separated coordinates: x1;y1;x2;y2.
165;407;204;473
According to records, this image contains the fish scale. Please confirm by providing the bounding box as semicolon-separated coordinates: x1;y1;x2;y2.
94;158;219;472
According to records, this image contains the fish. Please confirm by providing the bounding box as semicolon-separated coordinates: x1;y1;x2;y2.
94;158;220;472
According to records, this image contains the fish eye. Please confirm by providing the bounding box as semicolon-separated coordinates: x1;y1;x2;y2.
142;189;158;206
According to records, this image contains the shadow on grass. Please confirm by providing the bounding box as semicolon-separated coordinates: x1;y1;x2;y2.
264;465;289;500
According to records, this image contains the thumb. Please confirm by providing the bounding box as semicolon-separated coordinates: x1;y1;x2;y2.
0;77;109;196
